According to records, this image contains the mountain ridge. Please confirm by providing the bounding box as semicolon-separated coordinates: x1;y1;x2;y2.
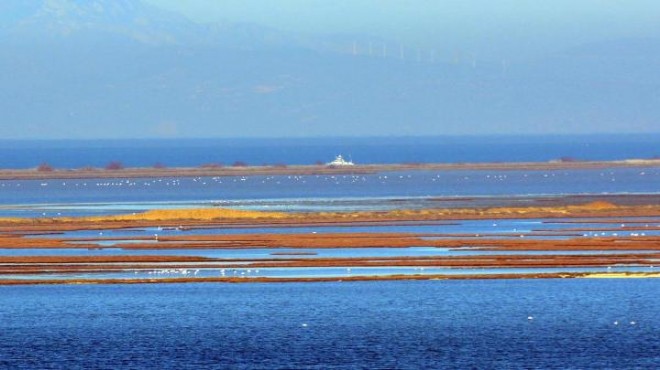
0;0;658;138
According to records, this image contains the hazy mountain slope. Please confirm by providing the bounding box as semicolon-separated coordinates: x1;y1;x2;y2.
0;0;658;138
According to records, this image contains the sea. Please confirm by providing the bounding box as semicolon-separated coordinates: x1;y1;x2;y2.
0;135;659;369
1;281;658;369
0;134;658;169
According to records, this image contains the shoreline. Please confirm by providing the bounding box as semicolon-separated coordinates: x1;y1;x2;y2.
0;159;658;180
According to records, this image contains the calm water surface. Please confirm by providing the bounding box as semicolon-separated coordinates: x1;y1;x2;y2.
1;135;658;168
0;167;657;208
0;280;658;369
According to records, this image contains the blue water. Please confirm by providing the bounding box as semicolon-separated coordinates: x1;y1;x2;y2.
1;137;659;368
0;135;658;169
24;217;660;241
0;280;658;369
0;167;657;207
2;247;655;258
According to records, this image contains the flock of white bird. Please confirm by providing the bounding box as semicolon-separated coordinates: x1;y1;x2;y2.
143;268;200;276
3;169;654;191
139;268;267;277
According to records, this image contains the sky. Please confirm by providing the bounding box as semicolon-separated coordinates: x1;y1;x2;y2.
1;0;659;139
146;0;660;60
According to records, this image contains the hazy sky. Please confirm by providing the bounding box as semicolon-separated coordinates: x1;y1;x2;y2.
1;0;659;138
146;0;660;59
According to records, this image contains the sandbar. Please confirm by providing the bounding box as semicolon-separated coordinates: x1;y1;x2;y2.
0;159;658;180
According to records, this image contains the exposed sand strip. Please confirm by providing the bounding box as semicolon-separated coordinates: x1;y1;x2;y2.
1;159;658;180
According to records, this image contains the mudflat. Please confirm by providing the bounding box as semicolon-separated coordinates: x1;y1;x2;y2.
0;195;658;285
1;159;658;180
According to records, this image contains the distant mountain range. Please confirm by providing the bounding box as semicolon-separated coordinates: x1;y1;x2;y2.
0;0;658;138
0;0;304;47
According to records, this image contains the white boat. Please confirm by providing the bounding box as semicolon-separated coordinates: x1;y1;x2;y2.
326;155;354;166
